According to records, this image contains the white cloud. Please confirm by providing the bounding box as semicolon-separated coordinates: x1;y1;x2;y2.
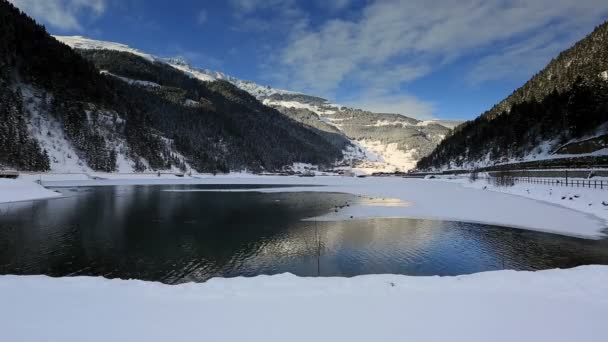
9;0;106;31
228;0;307;33
318;0;351;12
269;0;608;117
467;31;570;84
229;0;295;15
196;9;208;25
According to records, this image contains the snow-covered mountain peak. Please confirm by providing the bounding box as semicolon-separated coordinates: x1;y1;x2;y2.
54;36;157;62
164;56;190;67
54;35;299;99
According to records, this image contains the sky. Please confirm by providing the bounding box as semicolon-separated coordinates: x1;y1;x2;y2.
8;0;608;120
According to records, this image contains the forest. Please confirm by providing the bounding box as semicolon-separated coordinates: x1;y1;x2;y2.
0;0;343;173
417;21;608;170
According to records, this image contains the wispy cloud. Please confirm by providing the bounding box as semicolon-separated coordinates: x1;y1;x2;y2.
245;0;608;117
9;0;106;31
196;9;208;25
316;0;351;12
280;0;608;91
229;0;295;15
466;22;595;84
228;0;307;33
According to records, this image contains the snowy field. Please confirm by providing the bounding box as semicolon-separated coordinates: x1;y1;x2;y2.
1;173;607;238
0;266;607;342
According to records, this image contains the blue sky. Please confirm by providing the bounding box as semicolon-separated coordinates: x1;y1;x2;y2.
9;0;608;120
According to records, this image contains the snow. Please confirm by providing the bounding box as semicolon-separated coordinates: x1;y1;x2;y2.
0;179;60;203
184;99;199;107
367;119;459;129
54;36;157;62
167;62;216;82
600;70;608;81
21;87;93;173
354;140;418;172
164;58;297;98
368;119;415;128
18;173;92;182
436;174;608;233
55;36;300;103
289;162;318;173
18;83;194;174
15;175;604;239
100;70;161;87
0;266;607;342
263;99;335;115
233;80;297;98
341;142;383;164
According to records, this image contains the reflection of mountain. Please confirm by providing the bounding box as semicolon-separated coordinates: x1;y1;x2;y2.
0;188;358;282
2;192;607;281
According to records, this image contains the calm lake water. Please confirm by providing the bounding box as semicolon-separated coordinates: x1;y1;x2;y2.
1;185;607;283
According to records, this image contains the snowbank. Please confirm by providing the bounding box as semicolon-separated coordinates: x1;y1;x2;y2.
0;179;60;203
0;266;606;342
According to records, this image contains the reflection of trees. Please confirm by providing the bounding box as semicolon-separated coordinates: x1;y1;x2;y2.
0;187;358;283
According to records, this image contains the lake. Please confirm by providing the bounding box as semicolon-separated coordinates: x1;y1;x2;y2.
1;185;607;283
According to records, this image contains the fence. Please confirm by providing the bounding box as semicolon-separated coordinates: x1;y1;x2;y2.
503;176;608;190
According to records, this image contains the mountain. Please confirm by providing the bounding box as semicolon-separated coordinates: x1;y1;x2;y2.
0;0;345;174
262;94;452;172
417;21;608;171
55;36;456;173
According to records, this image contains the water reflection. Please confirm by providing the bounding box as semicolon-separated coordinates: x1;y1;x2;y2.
1;185;607;284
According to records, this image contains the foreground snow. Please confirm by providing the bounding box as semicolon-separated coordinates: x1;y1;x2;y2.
0;266;606;342
0;179;60;203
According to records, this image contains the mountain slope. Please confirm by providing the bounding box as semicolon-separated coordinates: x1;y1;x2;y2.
262;94;452;172
55;35;455;173
0;1;344;173
417;21;608;171
73;48;345;172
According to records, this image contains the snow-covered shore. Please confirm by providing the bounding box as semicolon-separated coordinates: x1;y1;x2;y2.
1;266;607;342
0;179;60;203
441;175;608;233
2;173;607;238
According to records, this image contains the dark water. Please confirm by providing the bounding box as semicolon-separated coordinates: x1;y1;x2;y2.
1;185;607;284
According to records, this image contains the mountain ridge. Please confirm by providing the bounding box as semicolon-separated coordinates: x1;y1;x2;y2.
54;35;458;173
